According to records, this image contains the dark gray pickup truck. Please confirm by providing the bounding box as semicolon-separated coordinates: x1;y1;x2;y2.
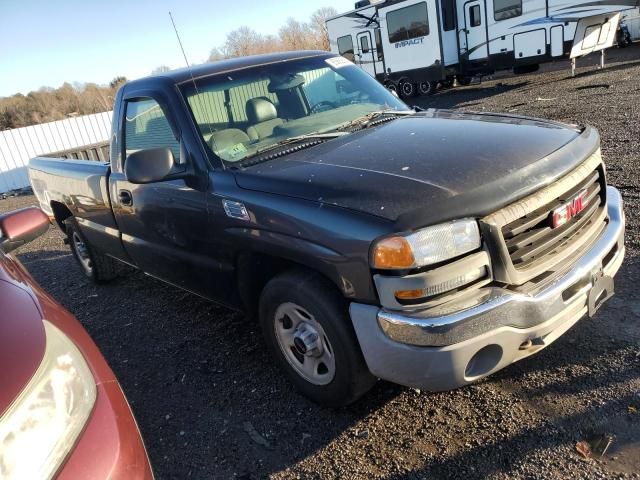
29;51;626;406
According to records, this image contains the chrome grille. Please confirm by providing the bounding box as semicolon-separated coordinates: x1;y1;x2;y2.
481;150;609;285
502;167;605;270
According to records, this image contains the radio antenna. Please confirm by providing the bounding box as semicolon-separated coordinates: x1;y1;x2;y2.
168;11;221;167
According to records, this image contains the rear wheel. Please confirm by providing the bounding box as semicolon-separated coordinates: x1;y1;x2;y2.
399;80;416;99
385;81;399;97
457;75;472;86
259;270;376;407
418;80;435;95
65;218;120;282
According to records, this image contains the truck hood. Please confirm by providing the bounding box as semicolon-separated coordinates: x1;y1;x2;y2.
235;110;598;230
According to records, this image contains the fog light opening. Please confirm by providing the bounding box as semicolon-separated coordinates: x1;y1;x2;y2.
465;344;503;380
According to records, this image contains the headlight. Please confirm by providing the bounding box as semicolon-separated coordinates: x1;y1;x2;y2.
0;321;97;479
372;219;481;270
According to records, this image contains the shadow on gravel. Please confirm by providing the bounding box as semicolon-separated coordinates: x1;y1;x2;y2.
382;391;640;479
415;82;529;110
571;59;640;81
16;245;405;478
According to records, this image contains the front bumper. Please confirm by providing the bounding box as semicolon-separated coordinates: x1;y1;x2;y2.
350;187;625;391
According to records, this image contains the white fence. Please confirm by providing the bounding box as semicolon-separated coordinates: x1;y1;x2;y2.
0;111;113;194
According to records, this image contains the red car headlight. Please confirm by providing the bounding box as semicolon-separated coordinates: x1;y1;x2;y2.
0;321;97;479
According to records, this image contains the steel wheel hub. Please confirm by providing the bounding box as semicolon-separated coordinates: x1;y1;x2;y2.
274;303;336;386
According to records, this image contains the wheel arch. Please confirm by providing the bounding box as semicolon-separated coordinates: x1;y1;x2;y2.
50;201;74;231
235;250;348;319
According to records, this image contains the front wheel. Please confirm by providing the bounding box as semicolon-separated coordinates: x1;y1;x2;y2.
259;270;376;407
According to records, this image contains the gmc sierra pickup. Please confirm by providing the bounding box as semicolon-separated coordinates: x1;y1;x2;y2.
29;51;626;407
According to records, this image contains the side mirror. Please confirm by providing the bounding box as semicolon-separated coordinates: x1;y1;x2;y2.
0;207;50;253
125;147;176;184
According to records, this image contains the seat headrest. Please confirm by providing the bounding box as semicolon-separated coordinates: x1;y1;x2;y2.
246;98;277;124
208;128;250;153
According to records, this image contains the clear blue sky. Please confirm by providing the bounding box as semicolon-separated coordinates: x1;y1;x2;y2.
0;0;354;97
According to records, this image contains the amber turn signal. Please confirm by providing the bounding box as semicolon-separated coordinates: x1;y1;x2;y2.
394;289;425;300
372;236;415;269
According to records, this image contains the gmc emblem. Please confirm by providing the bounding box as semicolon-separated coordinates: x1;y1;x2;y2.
551;190;589;228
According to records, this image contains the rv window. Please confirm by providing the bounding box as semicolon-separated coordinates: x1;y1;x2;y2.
387;3;429;44
337;35;355;62
374;28;384;60
494;0;522;20
360;35;370;53
469;5;481;27
441;0;456;31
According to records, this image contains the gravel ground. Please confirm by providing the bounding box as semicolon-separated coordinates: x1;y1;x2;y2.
2;46;640;479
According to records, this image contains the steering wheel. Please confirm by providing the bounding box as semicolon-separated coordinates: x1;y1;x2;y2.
310;101;337;114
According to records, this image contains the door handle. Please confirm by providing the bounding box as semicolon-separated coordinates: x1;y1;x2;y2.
119;190;133;206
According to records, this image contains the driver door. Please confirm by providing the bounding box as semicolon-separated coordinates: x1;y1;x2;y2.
109;89;212;296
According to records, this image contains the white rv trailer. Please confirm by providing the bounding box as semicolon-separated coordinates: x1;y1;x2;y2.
327;0;638;96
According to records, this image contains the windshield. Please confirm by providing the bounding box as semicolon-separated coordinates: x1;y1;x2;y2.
181;55;409;166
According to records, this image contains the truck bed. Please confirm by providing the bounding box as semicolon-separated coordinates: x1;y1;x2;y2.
29;157;112;218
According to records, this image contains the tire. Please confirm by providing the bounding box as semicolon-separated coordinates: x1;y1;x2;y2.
457;75;472;86
418;80;435;96
399;80;416;99
65;218;120;283
259;269;376;407
440;78;454;89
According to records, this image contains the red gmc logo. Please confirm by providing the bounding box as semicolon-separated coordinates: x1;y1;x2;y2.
551;190;589;228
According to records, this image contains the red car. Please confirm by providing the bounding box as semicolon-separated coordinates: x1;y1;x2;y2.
0;207;153;479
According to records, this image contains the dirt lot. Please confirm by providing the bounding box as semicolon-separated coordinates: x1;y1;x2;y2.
2;46;640;479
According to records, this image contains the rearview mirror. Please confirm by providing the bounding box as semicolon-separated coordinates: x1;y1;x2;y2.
0;207;50;253
268;73;306;92
125;147;176;184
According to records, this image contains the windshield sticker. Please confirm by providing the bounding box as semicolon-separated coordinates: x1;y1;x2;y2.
326;57;353;69
219;143;247;161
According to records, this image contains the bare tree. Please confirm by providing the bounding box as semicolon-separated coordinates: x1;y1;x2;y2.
279;18;316;51
208;47;227;62
110;76;127;89
310;7;338;51
222;26;284;58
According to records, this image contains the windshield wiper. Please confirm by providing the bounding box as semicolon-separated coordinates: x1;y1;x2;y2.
253;131;349;156
232;132;348;169
337;109;416;132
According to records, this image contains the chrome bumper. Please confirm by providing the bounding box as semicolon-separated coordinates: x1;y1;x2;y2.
350;187;625;391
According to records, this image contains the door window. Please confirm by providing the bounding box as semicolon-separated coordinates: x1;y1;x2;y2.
360;35;370;53
374;28;384;60
337;35;355;62
441;0;456;31
469;5;482;27
387;3;429;43
124;98;180;161
494;0;522;20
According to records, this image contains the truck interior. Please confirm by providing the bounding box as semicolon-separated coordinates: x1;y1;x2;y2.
179;56;407;164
